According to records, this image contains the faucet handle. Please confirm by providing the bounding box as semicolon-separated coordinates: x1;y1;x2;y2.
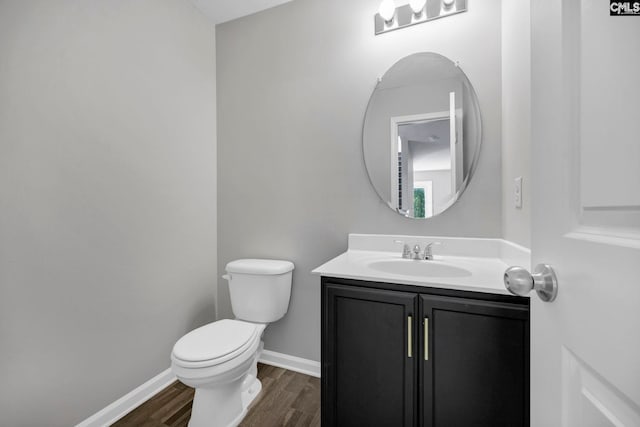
394;240;412;259
423;241;441;259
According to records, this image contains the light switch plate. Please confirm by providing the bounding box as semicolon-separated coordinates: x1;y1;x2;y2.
514;176;523;209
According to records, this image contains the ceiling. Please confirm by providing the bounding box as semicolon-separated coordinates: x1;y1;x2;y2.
189;0;295;24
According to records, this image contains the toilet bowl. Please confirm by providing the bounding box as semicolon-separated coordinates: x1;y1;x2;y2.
170;259;294;427
171;319;266;427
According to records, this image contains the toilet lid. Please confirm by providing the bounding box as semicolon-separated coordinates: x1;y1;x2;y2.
225;259;294;275
172;319;258;363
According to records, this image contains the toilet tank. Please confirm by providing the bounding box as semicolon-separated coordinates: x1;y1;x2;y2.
225;259;295;323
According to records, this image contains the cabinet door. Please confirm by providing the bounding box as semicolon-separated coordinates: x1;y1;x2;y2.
420;295;529;427
322;283;418;427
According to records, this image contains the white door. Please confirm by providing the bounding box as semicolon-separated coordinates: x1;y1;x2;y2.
529;0;640;426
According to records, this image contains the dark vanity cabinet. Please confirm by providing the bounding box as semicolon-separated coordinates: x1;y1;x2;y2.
322;284;418;427
321;277;529;427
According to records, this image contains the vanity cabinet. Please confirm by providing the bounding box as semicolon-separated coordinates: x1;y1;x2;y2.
322;284;418;427
321;277;529;427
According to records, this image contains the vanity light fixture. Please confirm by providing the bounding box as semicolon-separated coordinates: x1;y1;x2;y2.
375;0;468;36
409;0;427;15
378;0;396;23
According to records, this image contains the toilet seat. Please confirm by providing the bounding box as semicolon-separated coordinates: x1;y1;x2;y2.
172;319;263;369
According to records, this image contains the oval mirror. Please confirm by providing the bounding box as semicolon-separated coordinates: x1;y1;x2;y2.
363;52;482;219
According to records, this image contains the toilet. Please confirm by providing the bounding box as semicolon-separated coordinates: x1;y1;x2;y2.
171;259;295;427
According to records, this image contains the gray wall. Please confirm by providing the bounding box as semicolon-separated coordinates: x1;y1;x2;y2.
217;0;502;361
501;0;531;247
0;1;217;425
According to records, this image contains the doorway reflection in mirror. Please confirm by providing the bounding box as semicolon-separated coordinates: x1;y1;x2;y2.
392;92;462;218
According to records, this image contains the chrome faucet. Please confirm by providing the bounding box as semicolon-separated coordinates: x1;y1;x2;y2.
395;240;440;260
412;244;422;260
422;242;440;260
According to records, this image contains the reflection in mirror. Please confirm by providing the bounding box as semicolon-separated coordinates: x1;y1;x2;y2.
363;52;481;219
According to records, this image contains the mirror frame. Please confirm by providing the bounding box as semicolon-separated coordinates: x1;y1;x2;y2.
362;52;483;219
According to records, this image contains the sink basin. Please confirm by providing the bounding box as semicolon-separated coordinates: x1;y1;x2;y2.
367;259;472;278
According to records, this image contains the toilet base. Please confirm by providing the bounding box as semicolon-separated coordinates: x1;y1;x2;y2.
184;342;264;427
187;381;243;427
186;377;262;427
241;375;262;409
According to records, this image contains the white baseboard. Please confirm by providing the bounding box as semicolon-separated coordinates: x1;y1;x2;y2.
76;350;319;427
75;368;176;427
259;349;321;378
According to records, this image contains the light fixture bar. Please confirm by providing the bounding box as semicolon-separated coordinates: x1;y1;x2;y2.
374;0;467;36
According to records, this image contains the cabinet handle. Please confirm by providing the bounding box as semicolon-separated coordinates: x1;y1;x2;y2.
407;316;413;358
424;318;429;361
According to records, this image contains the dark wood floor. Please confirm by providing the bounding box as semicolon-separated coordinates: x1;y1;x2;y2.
111;364;320;427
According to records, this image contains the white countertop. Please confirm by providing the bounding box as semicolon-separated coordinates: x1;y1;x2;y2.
312;234;531;296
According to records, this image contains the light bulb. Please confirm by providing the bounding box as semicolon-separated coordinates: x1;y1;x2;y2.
378;0;396;23
442;0;455;8
409;0;426;15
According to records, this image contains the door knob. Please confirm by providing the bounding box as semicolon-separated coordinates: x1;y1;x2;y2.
504;264;558;302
